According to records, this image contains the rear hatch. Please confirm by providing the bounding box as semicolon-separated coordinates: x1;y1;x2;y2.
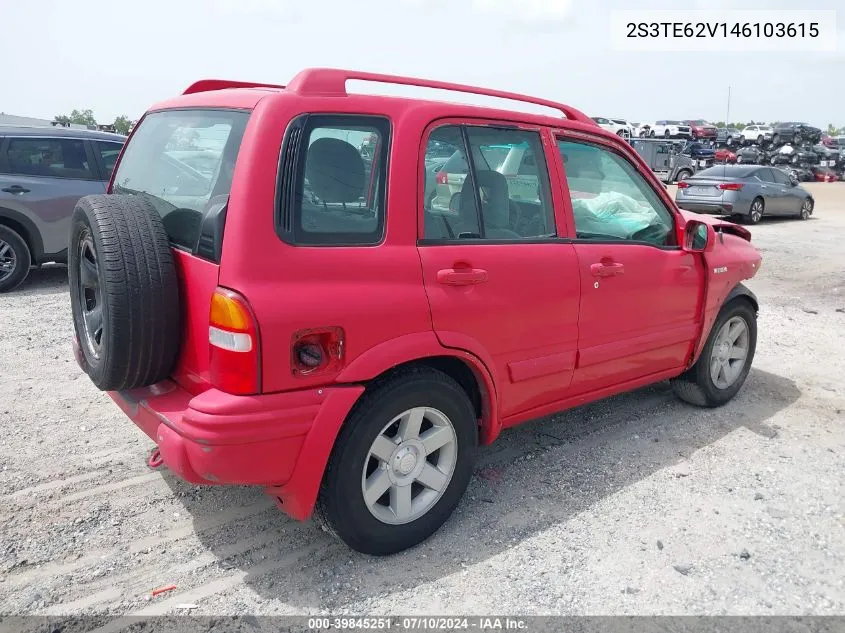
110;108;250;394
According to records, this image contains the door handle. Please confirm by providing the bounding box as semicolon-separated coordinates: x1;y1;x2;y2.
590;262;625;277
1;185;30;194
437;268;489;286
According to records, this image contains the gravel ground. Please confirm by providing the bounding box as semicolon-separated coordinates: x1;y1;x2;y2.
1;183;843;617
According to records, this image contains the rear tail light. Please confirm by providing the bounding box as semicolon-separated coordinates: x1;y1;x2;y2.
436;171;448;185
677;181;690;189
719;183;744;190
209;288;261;395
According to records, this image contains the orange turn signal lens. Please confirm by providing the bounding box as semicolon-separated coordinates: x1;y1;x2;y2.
210;291;251;331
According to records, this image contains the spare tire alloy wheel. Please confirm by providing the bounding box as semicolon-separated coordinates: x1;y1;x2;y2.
77;229;104;360
69;195;181;390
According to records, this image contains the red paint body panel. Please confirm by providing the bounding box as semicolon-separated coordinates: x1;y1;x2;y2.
94;68;762;522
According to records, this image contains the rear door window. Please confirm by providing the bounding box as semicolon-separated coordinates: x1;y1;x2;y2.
112;109;249;250
2;137;95;180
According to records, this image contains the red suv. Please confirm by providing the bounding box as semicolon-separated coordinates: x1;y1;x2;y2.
68;69;762;555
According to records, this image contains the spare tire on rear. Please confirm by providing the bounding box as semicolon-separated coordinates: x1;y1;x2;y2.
69;194;181;391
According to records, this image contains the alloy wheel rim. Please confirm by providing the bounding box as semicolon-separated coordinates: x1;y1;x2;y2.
751;202;763;222
710;316;750;389
802;200;811;218
78;229;104;360
361;406;458;525
0;239;17;283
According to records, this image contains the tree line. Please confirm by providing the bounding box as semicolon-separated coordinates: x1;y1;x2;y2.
53;109;133;136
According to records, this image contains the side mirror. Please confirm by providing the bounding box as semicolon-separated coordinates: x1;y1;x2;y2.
682;220;714;252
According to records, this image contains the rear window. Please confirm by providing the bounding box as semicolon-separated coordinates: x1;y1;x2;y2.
112;109;249;250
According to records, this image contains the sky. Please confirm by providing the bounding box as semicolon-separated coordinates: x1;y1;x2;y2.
1;0;842;128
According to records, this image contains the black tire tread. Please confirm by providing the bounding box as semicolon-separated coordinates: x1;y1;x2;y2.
69;195;180;390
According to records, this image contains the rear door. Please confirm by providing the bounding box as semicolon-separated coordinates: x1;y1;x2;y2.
555;133;703;394
418;122;581;420
770;167;803;214
0;135;106;258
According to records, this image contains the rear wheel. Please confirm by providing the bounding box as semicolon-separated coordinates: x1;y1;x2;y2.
676;170;692;182
664;130;671;138
793;133;802;145
757;135;764;144
314;367;477;555
746;197;764;224
0;225;31;293
672;300;756;407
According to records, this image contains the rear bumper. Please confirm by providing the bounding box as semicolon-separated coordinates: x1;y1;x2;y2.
107;379;364;520
676;200;734;215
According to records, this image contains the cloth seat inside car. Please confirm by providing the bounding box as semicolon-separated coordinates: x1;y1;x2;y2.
303;137;376;233
458;170;519;239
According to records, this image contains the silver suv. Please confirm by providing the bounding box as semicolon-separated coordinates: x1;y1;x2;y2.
0;126;125;291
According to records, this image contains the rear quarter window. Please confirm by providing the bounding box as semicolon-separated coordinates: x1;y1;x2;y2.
112;109;249;251
278;114;390;246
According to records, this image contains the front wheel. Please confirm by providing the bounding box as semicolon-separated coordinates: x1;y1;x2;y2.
676;170;692;182
314;368;477;555
672;300;757;407
799;198;813;220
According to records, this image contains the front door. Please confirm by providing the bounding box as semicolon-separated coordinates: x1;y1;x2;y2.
418;122;580;420
555;135;703;394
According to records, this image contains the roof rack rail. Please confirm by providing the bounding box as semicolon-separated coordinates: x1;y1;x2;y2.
183;79;285;95
285;68;592;124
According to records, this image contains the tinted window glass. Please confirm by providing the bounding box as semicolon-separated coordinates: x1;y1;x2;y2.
423;125;478;239
559;139;674;246
3;138;93;179
771;168;791;185
112;109;249;250
94;141;124;180
464;127;555;239
755;168;776;183
285;115;389;245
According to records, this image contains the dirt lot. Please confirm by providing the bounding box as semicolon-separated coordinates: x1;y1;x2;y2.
1;183;844;617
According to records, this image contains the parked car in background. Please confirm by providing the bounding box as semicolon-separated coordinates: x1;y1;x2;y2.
772;122;822;146
683;120;718;141
676;164;814;224
715;148;737;163
649;120;692;138
735;145;766;165
812;166;837;182
633;122;651;138
66;68;763;556
591;117;631;138
609;118;636;139
740;125;773;145
682;141;716;161
0;126;126;291
716;128;742;146
813;143;842;169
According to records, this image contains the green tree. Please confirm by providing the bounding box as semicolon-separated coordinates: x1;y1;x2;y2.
827;123;839;136
69;109;97;127
54;109;98;127
113;115;132;136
